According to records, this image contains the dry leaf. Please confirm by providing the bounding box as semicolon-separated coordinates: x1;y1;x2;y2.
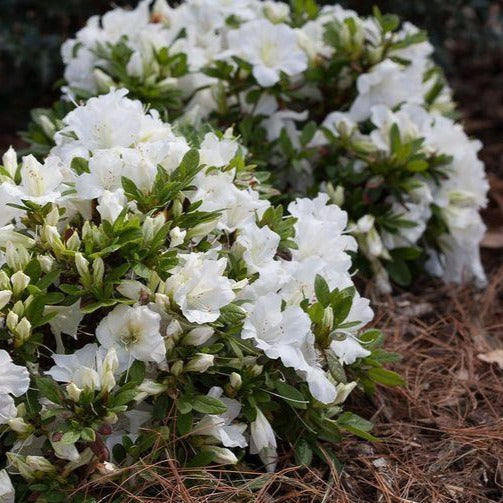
477;349;503;369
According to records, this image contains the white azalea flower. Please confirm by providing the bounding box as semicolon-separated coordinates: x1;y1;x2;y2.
330;335;371;365
164;253;235;324
227;19;308;87
196;387;247;448
0;470;15;503
250;408;277;472
47;343;120;392
242;293;336;403
96;305;165;366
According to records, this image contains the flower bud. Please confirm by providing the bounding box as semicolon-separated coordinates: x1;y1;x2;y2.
0;291;12;310
165;319;183;340
8;417;33;435
170;360;184;377
66;383;82;402
322;307;334;333
263;1;290;23
15;317;32;343
138;379;167;395
250;364;263;377
143;214;165;243
92;257;105;286
45;206;60;226
6;242;30;271
101;371;116;393
355;214;375;234
6;311;19;331
41;225;64;251
66;231;81;251
11;301;24;317
93;68;115;92
37;255;54;273
0;271;9;290
75;253;92;287
157;77;179;92
184;353;214;373
202;446;238;465
229;372;242;390
2;146;17;178
39;115;56;138
169;226;186;247
182;326;214;346
11;271;30;297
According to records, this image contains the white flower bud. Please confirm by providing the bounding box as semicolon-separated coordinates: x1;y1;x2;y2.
75;253;92;286
165;319;183;339
41;225;64;251
93;68;114;92
355;214;375;234
6;311;19;331
263;1;290;23
201;446;238;465
92;257;105;286
39;115;56;138
0;271;9;290
66;231;81;251
37;255;54;273
6;242;30;271
367;227;384;258
157;77;179;92
229;372;242;390
11;271;30;297
101;370;116;393
2;146;18;177
333;381;357;405
182;326;214;346
137;379;167;395
66;383;82;402
169;226;186;247
184;353;214;373
11;301;24;317
170;360;184;376
26;455;57;474
45;206;60;226
8;417;33;435
0;291;12;310
15;317;31;343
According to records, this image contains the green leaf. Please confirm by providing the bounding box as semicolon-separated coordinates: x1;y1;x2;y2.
386;258;411;286
336;412;378;441
367;367;405;387
35;377;62;405
275;381;308;409
294;438;313;466
186;449;215;468
314;274;331;307
176;412;193;436
127;360;145;386
109;388;138;408
80;427;96;443
61;430;81;445
192;395;227;415
70;157;90;175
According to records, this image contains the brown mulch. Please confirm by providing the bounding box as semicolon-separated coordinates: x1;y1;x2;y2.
76;262;503;503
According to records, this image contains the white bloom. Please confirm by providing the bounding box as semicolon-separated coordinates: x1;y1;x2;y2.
165;253;235;324
196;387;247;448
0;470;15;503
234;222;280;274
242;293;336;403
96;305;165;366
227;19;308;87
330;335;370;365
350;60;425;122
184;353;215;373
47;344;120;392
0;350;30;398
250;408;277;472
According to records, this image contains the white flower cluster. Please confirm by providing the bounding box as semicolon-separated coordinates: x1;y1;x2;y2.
0;90;391;500
55;0;488;291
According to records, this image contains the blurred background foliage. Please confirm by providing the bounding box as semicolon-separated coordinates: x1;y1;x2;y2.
1;0;502;151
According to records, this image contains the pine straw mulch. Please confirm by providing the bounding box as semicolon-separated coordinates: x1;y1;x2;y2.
75;255;503;503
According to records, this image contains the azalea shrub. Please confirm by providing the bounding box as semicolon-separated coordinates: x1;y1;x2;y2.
0;90;402;502
24;0;489;291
